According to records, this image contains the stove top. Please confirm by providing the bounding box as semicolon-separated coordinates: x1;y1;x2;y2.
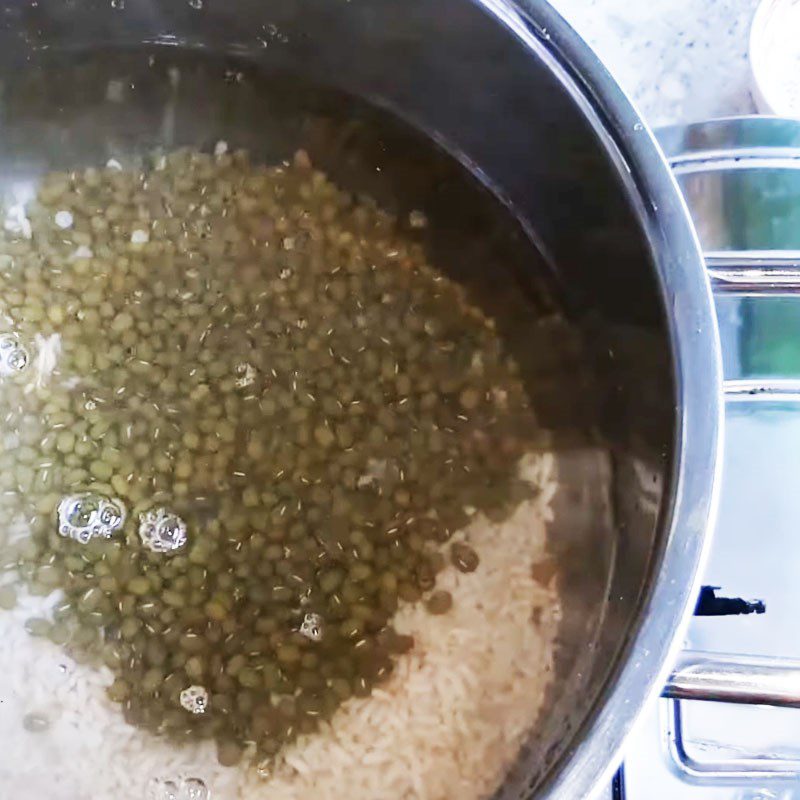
609;117;800;800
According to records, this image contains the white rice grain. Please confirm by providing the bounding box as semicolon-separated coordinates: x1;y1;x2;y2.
0;453;560;800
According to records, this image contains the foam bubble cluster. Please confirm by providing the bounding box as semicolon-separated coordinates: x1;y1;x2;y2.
300;612;325;642
57;493;127;544
138;507;188;553
0;333;28;376
146;777;209;800
179;685;209;715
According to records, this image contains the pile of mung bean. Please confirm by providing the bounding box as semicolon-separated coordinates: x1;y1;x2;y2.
0;145;539;767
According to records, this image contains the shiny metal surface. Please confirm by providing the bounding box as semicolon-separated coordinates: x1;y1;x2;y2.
715;294;800;382
723;379;800;401
707;252;800;294
659;118;800;253
485;6;722;799
0;3;724;800
666;698;800;782
665;654;800;708
625;402;800;797
676;400;800;790
618;116;800;798
658;115;800;160
470;4;723;798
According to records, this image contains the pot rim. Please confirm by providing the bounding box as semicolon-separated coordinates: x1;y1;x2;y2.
477;2;724;797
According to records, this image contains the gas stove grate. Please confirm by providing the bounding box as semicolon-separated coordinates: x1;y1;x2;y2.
615;117;800;799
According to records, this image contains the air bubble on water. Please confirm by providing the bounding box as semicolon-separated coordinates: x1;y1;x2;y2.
66;495;98;528
182;778;210;800
146;779;166;800
222;69;243;84
57;493;127;543
138;507;188;553
0;333;29;376
300;612;324;642
180;685;209;714
188;0;203;8
147;777;209;800
633;122;644;132
54;209;73;229
99;503;123;528
7;347;27;371
261;22;289;44
234;362;256;389
158;781;180;800
110;0;125;8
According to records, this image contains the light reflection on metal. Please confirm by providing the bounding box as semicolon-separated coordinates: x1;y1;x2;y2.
723;379;800;402
707;251;800;295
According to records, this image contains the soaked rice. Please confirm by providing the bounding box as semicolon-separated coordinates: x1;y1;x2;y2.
0;454;559;800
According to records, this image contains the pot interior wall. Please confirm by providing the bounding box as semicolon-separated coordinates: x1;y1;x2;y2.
0;0;675;795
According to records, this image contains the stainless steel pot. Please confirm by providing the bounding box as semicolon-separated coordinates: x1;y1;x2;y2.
0;1;723;797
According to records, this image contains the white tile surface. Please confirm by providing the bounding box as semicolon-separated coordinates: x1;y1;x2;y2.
549;0;762;127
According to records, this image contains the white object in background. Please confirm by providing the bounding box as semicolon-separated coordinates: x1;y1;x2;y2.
750;0;800;116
